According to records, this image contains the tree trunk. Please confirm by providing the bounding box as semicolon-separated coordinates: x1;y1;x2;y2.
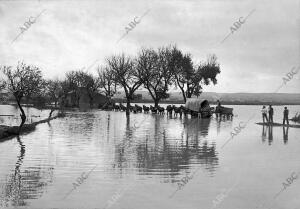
89;96;93;108
16;99;26;134
126;98;130;115
49;108;55;118
60;98;65;113
186;84;193;99
154;99;159;107
179;86;186;103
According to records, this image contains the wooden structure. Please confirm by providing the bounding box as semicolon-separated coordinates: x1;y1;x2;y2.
215;106;234;117
256;122;300;128
185;99;213;118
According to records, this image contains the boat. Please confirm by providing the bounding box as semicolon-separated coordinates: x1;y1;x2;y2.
256;122;300;128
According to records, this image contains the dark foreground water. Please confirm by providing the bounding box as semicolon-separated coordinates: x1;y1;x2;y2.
0;104;300;209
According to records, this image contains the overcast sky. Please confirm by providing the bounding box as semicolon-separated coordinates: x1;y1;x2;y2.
0;0;299;93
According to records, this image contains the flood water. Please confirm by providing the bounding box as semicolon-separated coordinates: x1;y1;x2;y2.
0;104;300;209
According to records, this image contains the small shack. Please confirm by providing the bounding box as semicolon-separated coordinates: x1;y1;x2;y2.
64;87;111;109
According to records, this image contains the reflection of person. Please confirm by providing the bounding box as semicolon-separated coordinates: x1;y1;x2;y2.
283;107;289;125
268;105;274;123
261;106;268;123
261;125;267;143
216;117;221;134
283;127;289;144
268;126;273;145
215;100;222;115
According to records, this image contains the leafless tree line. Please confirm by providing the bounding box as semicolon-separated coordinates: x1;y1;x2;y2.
0;45;221;124
103;45;220;114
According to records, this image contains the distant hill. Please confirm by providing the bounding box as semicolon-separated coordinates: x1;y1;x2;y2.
1;90;299;105
113;91;300;105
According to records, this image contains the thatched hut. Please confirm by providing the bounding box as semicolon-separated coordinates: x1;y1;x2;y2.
185;98;213;118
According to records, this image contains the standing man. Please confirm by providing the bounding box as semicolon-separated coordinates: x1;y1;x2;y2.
261;106;269;124
283;107;289;125
268;105;274;123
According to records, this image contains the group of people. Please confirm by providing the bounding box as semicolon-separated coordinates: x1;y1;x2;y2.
261;105;289;125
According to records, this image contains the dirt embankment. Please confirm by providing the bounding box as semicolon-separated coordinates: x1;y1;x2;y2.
0;113;65;141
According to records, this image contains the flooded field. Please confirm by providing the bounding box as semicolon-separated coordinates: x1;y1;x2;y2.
0;104;300;209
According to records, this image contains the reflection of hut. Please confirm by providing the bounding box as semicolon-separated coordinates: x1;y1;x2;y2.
184;117;211;138
185;99;213;118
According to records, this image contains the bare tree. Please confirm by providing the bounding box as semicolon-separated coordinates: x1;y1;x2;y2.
107;54;143;115
1;62;44;132
192;54;220;97
174;52;221;102
0;79;6;90
77;71;101;108
0;77;7;103
137;46;175;107
65;70;100;108
97;65;116;98
59;79;71;110
45;79;63;118
199;54;220;85
172;48;194;102
65;70;81;107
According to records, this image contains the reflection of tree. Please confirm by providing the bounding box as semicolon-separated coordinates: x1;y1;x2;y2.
65;112;96;140
1;136;54;207
113;115;219;179
107;113;111;142
184;117;211;139
135;134;218;176
112;114;133;174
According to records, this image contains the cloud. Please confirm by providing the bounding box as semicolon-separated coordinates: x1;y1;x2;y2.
0;0;299;93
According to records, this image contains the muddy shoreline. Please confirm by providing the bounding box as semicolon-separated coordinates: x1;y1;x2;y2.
0;113;65;141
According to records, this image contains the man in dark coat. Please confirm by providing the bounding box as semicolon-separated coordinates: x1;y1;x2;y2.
268;105;274;123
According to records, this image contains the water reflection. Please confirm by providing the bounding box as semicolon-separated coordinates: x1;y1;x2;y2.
1;136;27;207
261;125;290;145
1;105;300;208
113;115;219;181
261;125;267;143
0;136;54;208
283;127;289;144
107;113;111;142
260;125;274;145
268;126;273;145
216;116;233;135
